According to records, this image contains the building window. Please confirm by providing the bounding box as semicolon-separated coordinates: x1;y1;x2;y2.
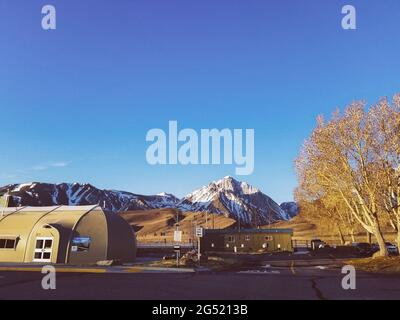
71;236;91;252
43;252;51;260
44;239;52;249
33;237;53;262
245;235;251;241
35;239;44;249
0;238;17;250
228;236;235;243
265;236;273;241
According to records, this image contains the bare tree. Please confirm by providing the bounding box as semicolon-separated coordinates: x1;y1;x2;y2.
368;96;400;247
295;184;359;245
296;100;393;256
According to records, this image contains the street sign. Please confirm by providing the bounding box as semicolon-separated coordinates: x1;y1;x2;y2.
196;227;204;238
174;230;182;242
173;245;181;253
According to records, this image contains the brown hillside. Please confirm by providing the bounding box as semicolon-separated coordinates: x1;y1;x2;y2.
266;215;317;239
119;209;236;243
269;214;398;245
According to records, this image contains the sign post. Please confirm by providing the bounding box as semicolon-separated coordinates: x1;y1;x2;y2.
173;226;182;268
174;245;181;268
196;227;204;264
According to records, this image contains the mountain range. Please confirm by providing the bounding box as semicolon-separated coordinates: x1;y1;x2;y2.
0;176;298;225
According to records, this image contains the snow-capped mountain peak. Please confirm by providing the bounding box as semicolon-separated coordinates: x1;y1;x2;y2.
215;176;259;195
1;178;296;226
0;182;180;212
178;177;288;225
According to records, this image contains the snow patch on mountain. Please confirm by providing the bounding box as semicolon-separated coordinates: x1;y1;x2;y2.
279;202;299;220
0;177;297;225
178;176;288;225
0;183;180;212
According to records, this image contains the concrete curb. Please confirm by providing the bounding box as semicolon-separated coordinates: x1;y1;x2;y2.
0;266;107;273
262;258;348;267
194;267;213;273
0;265;196;274
137;267;195;273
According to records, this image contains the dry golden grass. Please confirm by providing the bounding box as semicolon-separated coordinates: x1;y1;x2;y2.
269;215;398;245
120;209;397;245
119;209;236;243
266;215;317;240
346;256;400;273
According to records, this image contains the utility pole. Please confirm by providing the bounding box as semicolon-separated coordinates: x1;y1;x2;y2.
175;209;180;242
197;235;201;263
196;227;203;265
189;219;192;245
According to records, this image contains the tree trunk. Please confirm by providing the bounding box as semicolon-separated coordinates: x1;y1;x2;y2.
397;219;400;249
350;229;356;243
366;232;372;244
397;231;400;250
373;227;388;257
337;225;345;245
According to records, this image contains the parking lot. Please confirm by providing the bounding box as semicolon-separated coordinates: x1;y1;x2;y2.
0;242;398;300
1;260;400;300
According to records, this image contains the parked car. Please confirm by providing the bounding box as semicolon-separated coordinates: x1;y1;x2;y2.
311;239;326;250
371;243;399;255
370;243;380;254
385;242;399;255
351;242;373;255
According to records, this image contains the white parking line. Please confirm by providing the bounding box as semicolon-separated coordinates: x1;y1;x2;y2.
291;261;296;275
238;270;281;275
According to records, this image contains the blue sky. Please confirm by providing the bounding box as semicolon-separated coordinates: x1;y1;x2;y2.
0;0;400;203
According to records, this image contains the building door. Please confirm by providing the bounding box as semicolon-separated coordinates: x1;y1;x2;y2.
33;237;54;263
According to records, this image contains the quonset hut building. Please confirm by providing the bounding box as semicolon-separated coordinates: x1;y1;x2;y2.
0;201;136;264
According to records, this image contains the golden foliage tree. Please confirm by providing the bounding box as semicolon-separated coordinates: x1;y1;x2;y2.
296;95;400;257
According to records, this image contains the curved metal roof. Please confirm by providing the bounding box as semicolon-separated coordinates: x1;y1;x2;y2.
0;205;100;237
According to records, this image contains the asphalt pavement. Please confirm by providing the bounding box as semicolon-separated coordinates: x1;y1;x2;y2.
0;262;399;300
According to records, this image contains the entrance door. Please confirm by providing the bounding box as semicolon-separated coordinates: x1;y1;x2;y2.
33;237;54;263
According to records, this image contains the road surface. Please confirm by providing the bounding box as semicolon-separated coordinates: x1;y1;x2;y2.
0;264;400;300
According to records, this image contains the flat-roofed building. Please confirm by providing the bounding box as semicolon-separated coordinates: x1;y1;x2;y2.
201;228;293;253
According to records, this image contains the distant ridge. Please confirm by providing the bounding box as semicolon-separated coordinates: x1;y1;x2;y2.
0;177;297;225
